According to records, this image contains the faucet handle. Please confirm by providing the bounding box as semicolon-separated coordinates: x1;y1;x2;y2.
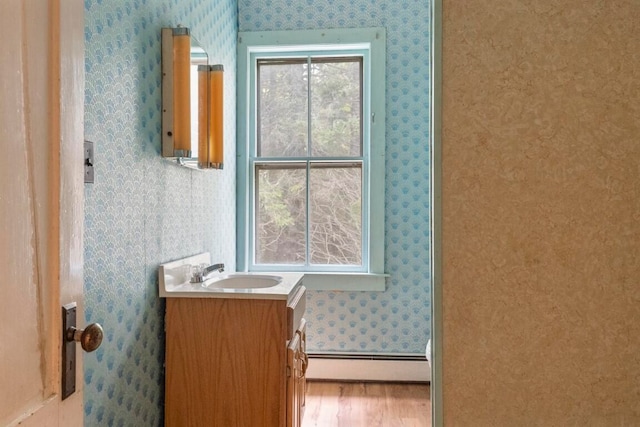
190;263;208;283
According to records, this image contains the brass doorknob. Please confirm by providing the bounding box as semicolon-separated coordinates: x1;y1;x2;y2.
66;323;103;352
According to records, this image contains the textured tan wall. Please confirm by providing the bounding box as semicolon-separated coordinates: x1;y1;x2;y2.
441;1;640;425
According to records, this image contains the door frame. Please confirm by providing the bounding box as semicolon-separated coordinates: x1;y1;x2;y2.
430;0;443;425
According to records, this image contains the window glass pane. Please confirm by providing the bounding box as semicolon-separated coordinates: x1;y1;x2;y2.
258;60;308;157
309;163;362;265
256;163;307;264
310;59;362;157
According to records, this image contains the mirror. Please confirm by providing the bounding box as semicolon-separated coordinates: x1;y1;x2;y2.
161;27;224;170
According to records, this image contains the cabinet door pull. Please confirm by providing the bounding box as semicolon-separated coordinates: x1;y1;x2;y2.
301;350;309;376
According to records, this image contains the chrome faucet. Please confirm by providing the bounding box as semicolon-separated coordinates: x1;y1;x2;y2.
190;263;225;283
204;263;225;274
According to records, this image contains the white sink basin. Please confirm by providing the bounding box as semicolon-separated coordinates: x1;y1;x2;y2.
159;253;302;299
204;274;282;289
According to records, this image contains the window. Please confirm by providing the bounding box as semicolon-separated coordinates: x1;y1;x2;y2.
237;28;386;290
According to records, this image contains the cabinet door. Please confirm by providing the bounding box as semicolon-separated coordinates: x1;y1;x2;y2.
287;332;302;427
297;318;308;419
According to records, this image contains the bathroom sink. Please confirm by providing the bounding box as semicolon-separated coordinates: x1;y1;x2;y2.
159;253;303;299
204;274;282;289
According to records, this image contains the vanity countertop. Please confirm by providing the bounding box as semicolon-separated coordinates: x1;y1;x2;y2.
159;252;303;300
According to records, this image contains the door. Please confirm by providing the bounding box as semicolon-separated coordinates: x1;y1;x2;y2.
297;319;307;420
0;0;85;426
286;332;302;427
287;319;308;427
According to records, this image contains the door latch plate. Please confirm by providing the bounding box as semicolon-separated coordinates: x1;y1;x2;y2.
62;302;77;400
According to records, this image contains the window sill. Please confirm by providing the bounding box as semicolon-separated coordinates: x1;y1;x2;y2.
299;272;388;291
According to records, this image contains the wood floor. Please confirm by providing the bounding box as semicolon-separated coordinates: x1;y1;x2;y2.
301;381;430;427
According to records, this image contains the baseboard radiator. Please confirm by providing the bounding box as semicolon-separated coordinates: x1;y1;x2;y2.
306;352;430;383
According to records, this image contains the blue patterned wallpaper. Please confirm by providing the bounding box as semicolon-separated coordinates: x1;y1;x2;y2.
84;0;428;423
83;0;237;425
239;0;431;355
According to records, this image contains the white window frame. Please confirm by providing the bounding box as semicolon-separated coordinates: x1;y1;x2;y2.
237;28;387;291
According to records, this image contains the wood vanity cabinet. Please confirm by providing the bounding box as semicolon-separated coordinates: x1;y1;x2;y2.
164;285;307;427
